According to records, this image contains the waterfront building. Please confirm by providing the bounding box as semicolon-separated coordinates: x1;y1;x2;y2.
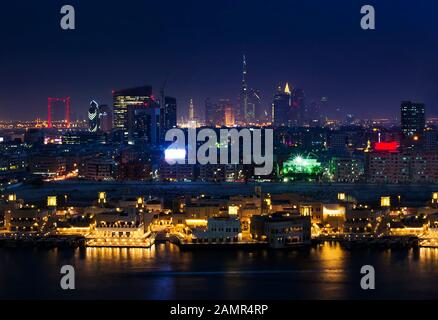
321;203;346;232
250;213;311;249
191;216;242;243
389;215;428;237
4;207;43;233
86;209;153;247
344;208;375;234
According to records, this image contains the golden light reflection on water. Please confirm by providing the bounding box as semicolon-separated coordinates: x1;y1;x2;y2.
81;246;157;263
314;242;346;271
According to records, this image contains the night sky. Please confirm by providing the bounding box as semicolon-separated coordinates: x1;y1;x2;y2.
1;0;438;121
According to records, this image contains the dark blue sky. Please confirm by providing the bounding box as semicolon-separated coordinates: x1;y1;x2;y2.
1;0;438;120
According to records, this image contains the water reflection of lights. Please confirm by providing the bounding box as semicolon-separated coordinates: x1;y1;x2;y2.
313;242;347;282
84;246;157;262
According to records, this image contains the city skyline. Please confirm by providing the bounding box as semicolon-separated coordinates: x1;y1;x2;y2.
1;1;438;121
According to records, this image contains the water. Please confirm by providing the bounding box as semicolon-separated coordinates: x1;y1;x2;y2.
1;243;438;300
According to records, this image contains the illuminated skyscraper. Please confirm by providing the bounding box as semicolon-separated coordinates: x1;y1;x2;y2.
205;98;214;126
272;83;291;127
224;104;235;127
291;87;306;126
113;86;154;132
188;99;195;120
99;104;113;132
162;96;177;131
131;106;161;145
88;100;100;132
240;55;252;123
401;101;425;137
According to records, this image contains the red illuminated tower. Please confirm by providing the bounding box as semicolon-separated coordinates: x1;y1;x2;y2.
48;97;71;128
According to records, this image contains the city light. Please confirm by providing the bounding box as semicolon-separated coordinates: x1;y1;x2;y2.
47;196;57;207
228;205;239;215
374;141;400;153
165;148;186;161
98;192;107;204
381;196;391;208
283;154;322;180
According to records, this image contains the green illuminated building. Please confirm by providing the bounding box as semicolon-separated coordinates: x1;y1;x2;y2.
282;155;323;181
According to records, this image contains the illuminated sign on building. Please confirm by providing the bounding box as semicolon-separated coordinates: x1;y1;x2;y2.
374;141;400;153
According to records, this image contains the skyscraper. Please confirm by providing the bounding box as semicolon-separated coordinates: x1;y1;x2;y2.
188;99;195;121
205;98;214;126
240;55;252;123
131;106;161;145
113;86;154;132
99;104;113;132
401;101;426;137
88;100;100;132
162;96;177;132
291;87;306;126
249;88;262;123
272;84;291;127
209;99;232;127
224;103;235;127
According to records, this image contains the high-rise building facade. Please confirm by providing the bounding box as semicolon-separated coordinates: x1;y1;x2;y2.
215;99;232;127
113;86;154;132
272;84;291;127
162;96;177;131
401;101;426;137
131;107;161;145
291;88;306;126
99;104;113;132
88;100;100;132
205;98;214;127
240;55;250;123
188;99;195;121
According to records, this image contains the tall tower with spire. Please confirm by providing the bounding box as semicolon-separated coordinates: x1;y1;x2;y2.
241;54;249;123
188;98;195;120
